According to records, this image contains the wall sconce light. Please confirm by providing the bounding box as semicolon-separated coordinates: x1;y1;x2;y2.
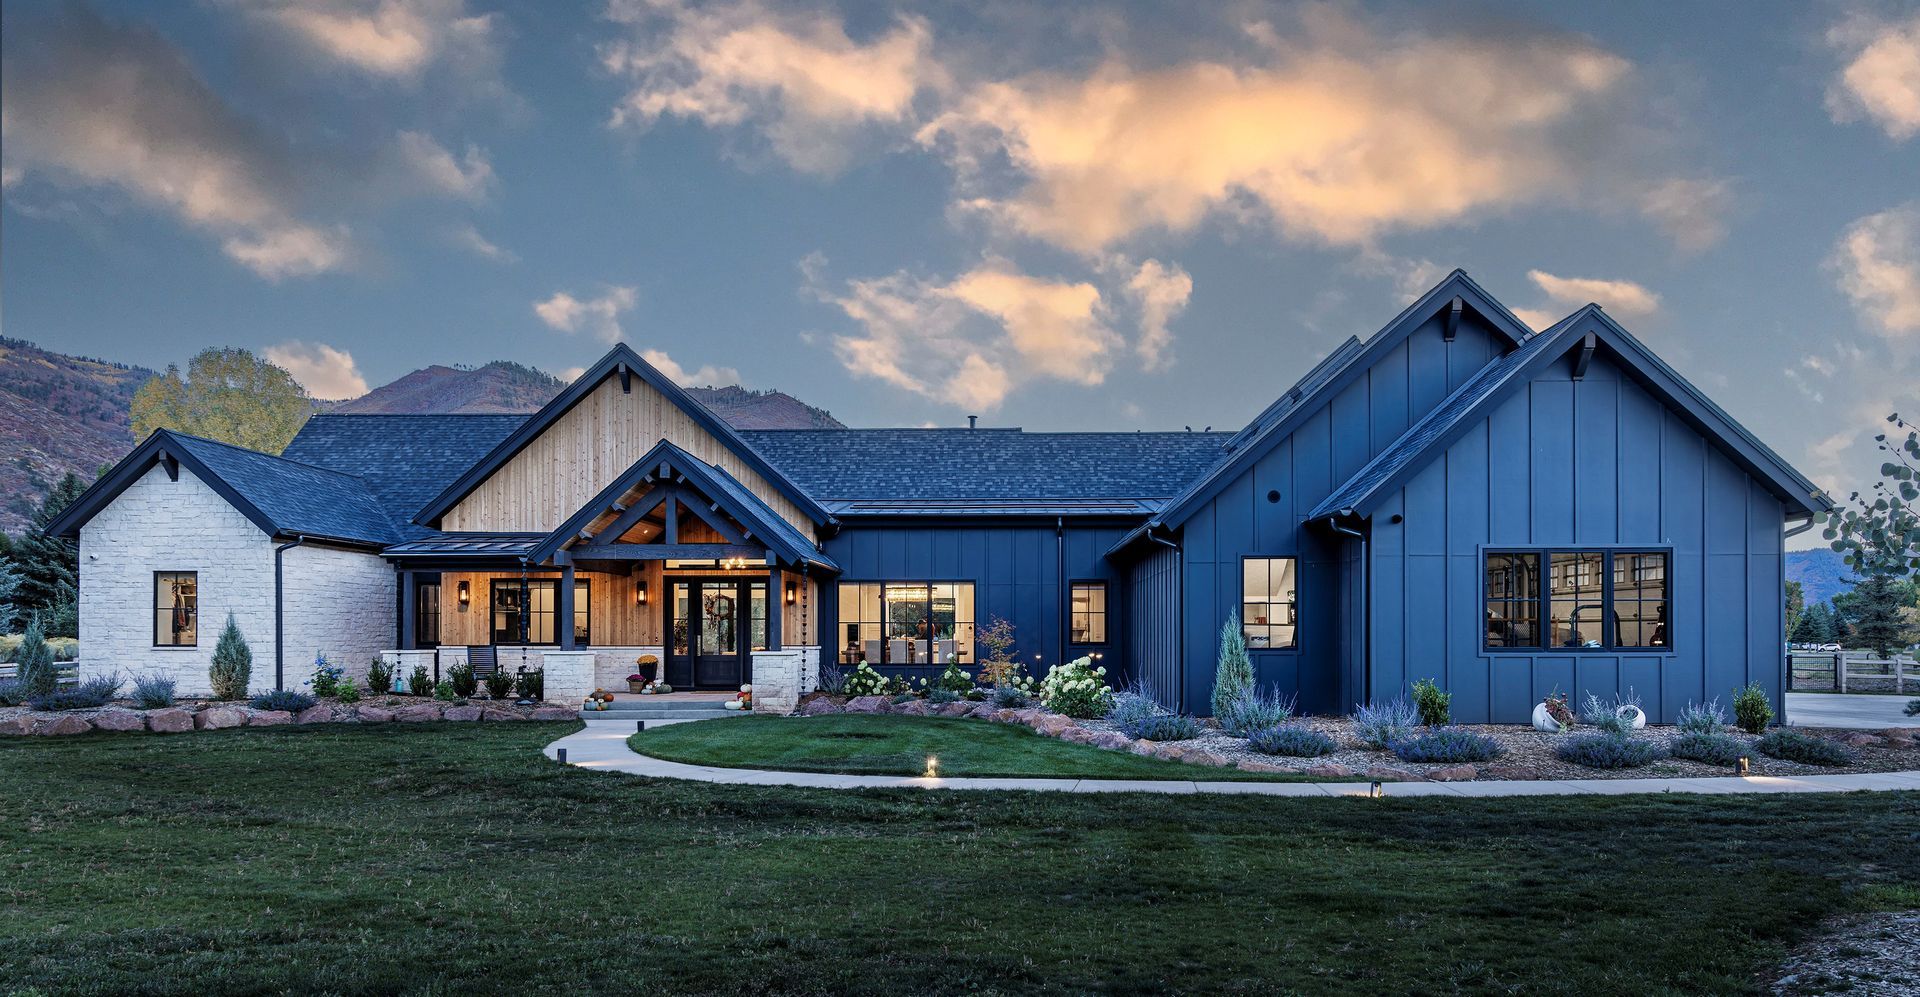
636;580;649;605
457;580;471;607
785;581;797;605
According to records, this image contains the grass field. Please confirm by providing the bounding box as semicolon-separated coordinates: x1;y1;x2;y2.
3;722;1917;994
629;713;1324;780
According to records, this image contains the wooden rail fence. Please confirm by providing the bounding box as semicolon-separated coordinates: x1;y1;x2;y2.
1789;651;1916;694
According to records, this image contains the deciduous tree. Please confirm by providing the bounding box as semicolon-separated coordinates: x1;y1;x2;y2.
130;347;313;454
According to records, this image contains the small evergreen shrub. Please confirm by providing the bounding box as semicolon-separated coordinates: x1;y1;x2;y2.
1134;712;1201;741
1554;733;1663;769
514;668;543;701
1247;723;1336;757
1389;728;1504;763
1732;683;1773;734
1039;657;1111;718
1352;698;1419;749
365;657;392;695
1675;698;1727;736
927;688;960;705
433;680;457;702
132;674;177;709
1107;682;1198;740
28;674;122;711
1580;691;1644;736
1904;699;1919;717
408;666;431;696
309;654;342;698
209;614;253;700
448;662;477;698
1217;686;1294;736
14;617;58;698
335;681;361;704
989;684;1031;708
1669;732;1747;767
483;669;513;699
0;678;27;707
1411;678;1451;726
1755;730;1856;767
249;689;316;712
1211;612;1254;723
842;662;888;697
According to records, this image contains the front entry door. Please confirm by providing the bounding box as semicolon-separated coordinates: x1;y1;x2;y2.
666;580;763;689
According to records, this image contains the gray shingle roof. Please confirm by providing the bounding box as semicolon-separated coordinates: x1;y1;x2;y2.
282;414;526;539
737;429;1232;503
167;433;399;545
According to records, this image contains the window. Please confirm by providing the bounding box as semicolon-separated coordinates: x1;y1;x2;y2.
1484;550;1669;651
1070;582;1108;644
154;571;198;646
837;582;975;666
415;582;441;648
1241;558;1298;649
490;579;590;645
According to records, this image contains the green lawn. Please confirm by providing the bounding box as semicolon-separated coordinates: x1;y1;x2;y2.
629;713;1322;781
2;723;1917;994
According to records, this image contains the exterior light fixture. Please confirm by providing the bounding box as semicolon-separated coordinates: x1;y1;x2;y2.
1737;756;1751;776
785;581;798;605
457;580;471;607
636;580;648;605
1369;781;1383;799
925;756;939;778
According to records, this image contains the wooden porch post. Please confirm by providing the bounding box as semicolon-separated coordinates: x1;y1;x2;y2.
767;565;783;651
559;563;576;650
400;570;417;650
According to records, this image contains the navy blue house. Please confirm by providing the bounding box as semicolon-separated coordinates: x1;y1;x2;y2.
52;271;1830;721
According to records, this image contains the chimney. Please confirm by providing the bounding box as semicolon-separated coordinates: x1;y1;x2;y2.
968;415;977;430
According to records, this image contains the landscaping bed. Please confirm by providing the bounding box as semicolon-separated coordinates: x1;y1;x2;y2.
794;692;1919;782
0;697;576;736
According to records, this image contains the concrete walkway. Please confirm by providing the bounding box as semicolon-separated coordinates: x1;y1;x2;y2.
1788;692;1920;729
545;720;1920;798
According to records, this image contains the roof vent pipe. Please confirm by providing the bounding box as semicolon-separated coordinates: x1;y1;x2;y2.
968;415;977;430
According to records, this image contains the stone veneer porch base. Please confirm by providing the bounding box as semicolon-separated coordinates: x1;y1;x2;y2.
548;720;1920;797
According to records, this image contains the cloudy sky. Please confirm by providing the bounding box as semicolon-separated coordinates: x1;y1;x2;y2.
2;0;1915;545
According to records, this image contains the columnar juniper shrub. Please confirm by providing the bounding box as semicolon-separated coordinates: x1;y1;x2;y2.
448;663;477;698
1352;698;1419;749
209;614;253;701
1211;612;1253;723
1675;698;1727;735
1389;728;1504;763
13;617;58;698
1247;723;1336;757
1555;733;1664;769
28;674;122;711
1755;730;1856;767
1410;678;1451;726
249;689;316;713
1669;732;1747;767
131;674;177;709
365;657;393;695
1732;683;1773;734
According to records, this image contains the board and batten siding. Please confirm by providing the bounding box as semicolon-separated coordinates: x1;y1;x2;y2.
1126;544;1181;706
1175;309;1507;714
1363;351;1789;724
442;376;813;535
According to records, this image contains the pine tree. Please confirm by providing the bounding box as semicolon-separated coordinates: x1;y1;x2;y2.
14;616;57;697
1788;601;1823;644
209;614;253;700
1848;572;1918;657
1808;603;1840;644
1211;611;1253;720
10;473;86;633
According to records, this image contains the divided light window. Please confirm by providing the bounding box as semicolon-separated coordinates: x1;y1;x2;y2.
1483;550;1669;651
1070;582;1108;645
154;571;198;647
837;582;974;666
1241;557;1298;650
490;579;590;646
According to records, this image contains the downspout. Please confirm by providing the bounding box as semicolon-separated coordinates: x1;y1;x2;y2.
1056;516;1067;668
1145;526;1182;712
274;535;308;692
1326;515;1367;708
1784;514;1816;539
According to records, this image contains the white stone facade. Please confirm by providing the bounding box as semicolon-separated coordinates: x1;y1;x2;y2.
77;464;396;697
749;646;818;714
541;651;596;703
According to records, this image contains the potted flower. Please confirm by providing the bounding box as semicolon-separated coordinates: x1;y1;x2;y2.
635;654;659;684
1533;690;1576;732
627;673;649;694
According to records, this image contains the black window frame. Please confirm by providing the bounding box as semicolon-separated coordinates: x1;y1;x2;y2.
488;578;591;646
1069;580;1110;646
1239;555;1300;651
1481;547;1672;653
153;570;199;648
835;580;976;666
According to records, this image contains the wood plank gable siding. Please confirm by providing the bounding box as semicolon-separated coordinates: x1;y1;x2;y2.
1176;308;1505;714
442;376;814;536
1364;350;1787;724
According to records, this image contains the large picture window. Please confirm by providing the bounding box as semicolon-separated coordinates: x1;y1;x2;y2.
1241;557;1298;649
490;579;590;645
1484;550;1669;651
154;571;198;647
1070;582;1108;644
837;582;974;666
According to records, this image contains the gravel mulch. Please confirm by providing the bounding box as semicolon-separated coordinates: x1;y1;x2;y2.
1768;910;1920;995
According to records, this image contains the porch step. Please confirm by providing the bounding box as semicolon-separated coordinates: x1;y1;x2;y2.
578;700;743;719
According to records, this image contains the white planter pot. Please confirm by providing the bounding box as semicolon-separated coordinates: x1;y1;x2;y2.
1617;704;1647;730
1531;703;1563;732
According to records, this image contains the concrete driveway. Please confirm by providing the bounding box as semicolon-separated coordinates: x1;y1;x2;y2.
1787;692;1920;729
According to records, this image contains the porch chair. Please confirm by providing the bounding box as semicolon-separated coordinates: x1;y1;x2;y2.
467;645;497;680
